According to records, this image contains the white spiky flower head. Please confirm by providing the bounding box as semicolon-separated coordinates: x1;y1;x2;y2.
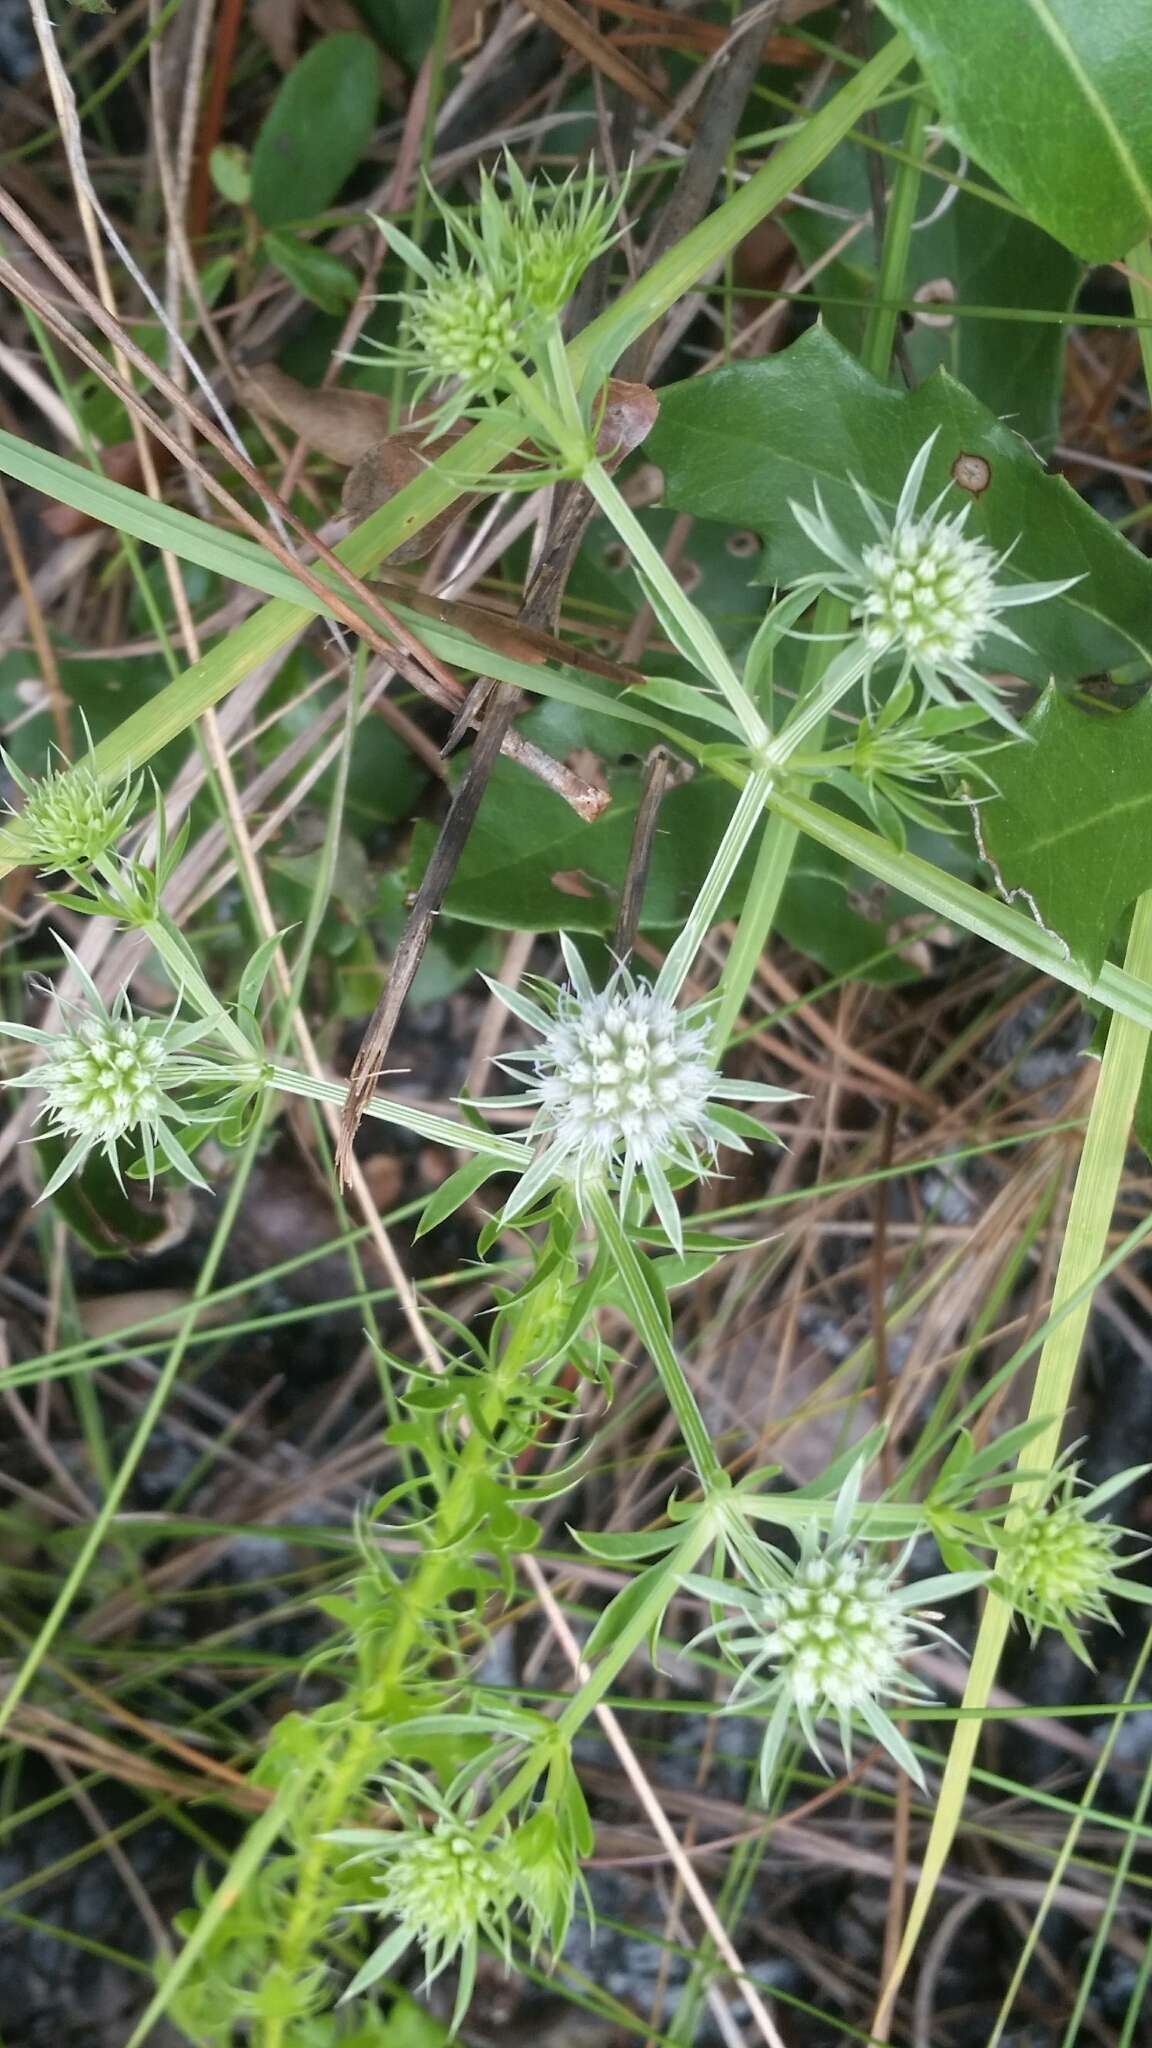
697;1465;985;1792
997;1454;1151;1661
788;431;1079;734
484;936;797;1251
0;938;216;1198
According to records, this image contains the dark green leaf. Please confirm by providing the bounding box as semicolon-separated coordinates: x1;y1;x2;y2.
262;230;360;312
33;1136;178;1254
876;0;1152;261
415;1154;502;1237
649;325;1152;687
902;187;1082;452
777;840;922;986
785;118;1081;450
250;34;381;228
570;1525;682;1562
353;0;436;70
978;685;1152;976
582;1557;674;1661
237;928;293;1022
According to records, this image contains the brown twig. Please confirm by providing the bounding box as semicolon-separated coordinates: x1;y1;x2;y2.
621;0;780;383
613;746;671;957
335;472;601;1180
517;0;672;118
186;0;245;241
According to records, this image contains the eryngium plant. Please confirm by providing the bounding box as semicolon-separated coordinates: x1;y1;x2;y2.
329;1763;585;2026
356;157;625;436
484;936;796;1250
997;1455;1152;1659
789;431;1078;734
0;940;221;1196
692;1470;985;1792
1;745;139;874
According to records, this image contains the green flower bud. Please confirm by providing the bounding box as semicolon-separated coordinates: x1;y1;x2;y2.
501;1812;581;1957
498;155;625;318
382;1819;513;1973
997;1459;1145;1655
2;748;139;874
400;270;518;395
351;158;626;443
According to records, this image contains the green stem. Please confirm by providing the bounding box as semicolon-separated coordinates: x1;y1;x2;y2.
860;90;932;378
767;776;1152;1035
707;597;847;1053
875;884;1152;2030
481;1513;717;1833
503;357;587;471
139;911;255;1061
710;85;927;1048
582;459;768;748
266;1061;527;1164
766;640;873;762
711;808;799;1052
589;1187;727;1492
657;764;775;1002
262;1250;580;2046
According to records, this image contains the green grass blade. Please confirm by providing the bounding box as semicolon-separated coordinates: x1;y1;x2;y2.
0;36;910;874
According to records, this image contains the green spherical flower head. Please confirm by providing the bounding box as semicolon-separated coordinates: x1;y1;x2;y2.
706;1463;983;1794
333;1765;581;2029
860;518;999;669
383;1821;510;1969
403;272;518;393
999;1471;1130;1645
0;941;214;1200
489;937;798;1254
2;755;138;873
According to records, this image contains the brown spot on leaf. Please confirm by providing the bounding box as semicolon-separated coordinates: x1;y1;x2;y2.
726;530;761;559
551;870;597;898
912;277;956;329
952;452;991;496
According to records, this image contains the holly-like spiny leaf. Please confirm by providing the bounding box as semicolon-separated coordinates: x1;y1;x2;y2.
649;325;1152;690
977;684;1152;977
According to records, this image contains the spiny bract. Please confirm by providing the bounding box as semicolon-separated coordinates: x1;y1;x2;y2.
788;430;1079;733
487;936;795;1250
2;751;138;873
997;1459;1148;1657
